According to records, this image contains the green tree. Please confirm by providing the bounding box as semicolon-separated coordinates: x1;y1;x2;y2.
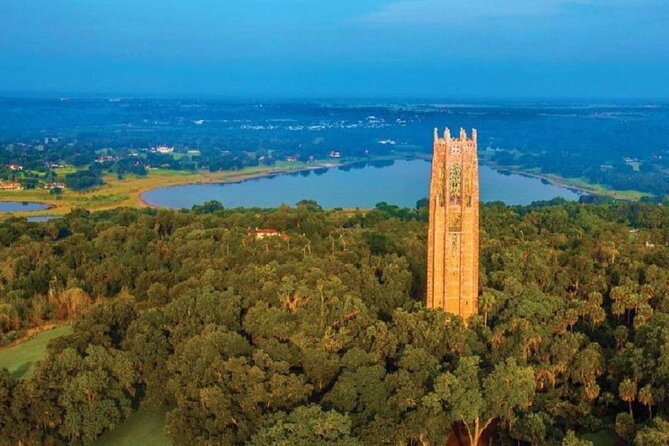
362;346;448;445
424;356;535;446
22;344;137;444
324;348;388;432
478;291;497;326
0;369;20;445
637;384;654;420
0;302;20;334
166;329;312;445
122;309;173;404
509;412;547;445
618;378;637;419
562;430;593;446
57;346;137;443
615;412;635;444
634;418;669;446
249;405;362;446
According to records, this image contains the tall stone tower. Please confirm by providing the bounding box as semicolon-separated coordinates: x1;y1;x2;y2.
427;127;479;320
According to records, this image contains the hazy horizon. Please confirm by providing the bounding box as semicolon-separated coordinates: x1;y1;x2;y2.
1;93;668;103
1;1;668;99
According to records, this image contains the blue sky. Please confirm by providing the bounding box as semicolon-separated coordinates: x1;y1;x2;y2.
0;0;667;98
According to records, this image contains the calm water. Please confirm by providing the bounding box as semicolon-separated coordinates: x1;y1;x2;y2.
26;215;60;222
0;201;50;212
142;160;580;209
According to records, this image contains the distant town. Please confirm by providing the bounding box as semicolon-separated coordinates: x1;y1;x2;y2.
0;138;354;193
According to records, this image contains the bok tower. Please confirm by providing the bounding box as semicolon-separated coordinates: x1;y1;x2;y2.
427;127;479;320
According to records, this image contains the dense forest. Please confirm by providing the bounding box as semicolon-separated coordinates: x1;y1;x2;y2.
1;199;669;445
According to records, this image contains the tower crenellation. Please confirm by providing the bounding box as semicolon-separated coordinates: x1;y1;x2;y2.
433;127;477;143
433;127;477;154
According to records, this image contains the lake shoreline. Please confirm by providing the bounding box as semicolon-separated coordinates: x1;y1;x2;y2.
140;157;590;210
141;158;582;209
1;155;645;219
0;159;363;218
484;162;647;201
137;161;348;208
142;156;652;210
137;158;422;208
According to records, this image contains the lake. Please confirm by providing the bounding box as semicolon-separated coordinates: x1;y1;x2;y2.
0;201;51;213
142;160;580;210
26;215;61;222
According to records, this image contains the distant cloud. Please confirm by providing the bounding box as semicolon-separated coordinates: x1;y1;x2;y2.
357;0;575;24
357;0;669;24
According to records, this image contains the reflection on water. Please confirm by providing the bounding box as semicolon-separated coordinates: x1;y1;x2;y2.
141;159;581;210
0;201;50;212
27;215;61;223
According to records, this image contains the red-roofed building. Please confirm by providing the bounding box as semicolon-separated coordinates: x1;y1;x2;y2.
0;182;22;190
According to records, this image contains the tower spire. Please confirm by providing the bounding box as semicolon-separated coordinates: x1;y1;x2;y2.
426;126;480;321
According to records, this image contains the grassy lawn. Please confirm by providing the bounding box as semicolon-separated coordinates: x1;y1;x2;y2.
581;429;618;446
0;325;72;379
96;406;171;446
481;160;652;201
54;166;78;176
552;175;650;201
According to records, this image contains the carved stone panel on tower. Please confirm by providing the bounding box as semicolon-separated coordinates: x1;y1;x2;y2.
449;164;461;205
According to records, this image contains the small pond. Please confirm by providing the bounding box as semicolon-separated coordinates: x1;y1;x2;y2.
0;201;51;213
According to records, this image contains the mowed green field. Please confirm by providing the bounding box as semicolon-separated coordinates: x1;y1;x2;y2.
0;325;73;379
95;406;171;446
581;429;618;446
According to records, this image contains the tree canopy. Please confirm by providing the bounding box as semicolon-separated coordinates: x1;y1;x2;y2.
2;199;669;444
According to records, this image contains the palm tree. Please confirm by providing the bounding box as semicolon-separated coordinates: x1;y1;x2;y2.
638;384;654;420
479;292;496;326
618;378;637;419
